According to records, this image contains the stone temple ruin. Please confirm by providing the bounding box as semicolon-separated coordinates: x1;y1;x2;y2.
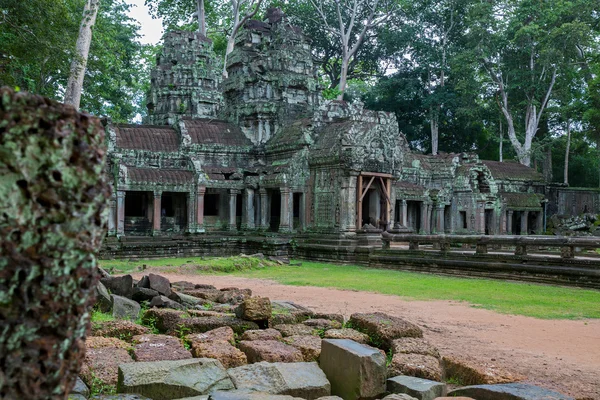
103;9;600;257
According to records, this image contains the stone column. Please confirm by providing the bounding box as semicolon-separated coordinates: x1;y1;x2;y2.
152;190;161;235
437;205;445;233
340;175;357;232
535;211;543;234
520;211;529;235
108;192;117;235
299;192;306;231
116;190;125;235
426;204;433;234
507;210;514;235
244;188;255;230
196;186;205;232
499;207;507;235
401;200;408;226
478;202;486;234
259;188;268;230
279;187;291;233
229;189;239;231
420;202;428;234
186;191;195;233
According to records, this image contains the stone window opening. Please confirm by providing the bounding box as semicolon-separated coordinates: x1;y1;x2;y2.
293;193;302;230
269;189;281;232
161;192;188;232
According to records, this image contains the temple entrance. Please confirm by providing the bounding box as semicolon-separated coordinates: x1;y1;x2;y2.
269;189;281;232
484;209;494;235
124;191;152;234
356;173;392;230
528;211;538;234
236;193;243;230
293;193;302;230
512;211;522;235
406;201;422;232
162;192;187;233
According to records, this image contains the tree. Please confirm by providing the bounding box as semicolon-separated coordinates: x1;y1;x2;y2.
222;0;264;78
468;0;593;166
65;0;101;109
308;0;397;99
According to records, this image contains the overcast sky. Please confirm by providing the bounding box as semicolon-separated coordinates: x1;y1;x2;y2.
125;0;164;45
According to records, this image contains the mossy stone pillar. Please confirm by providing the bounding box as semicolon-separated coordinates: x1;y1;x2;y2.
0;88;110;399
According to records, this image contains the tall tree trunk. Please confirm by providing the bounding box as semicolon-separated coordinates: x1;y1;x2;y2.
430;106;439;155
197;0;206;35
499;117;503;162
564;120;571;185
337;57;349;100
64;0;100;109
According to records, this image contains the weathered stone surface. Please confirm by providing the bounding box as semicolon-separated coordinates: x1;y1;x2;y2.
392;338;440;359
91;320;150;342
315;397;344;400
239;340;304;363
178;316;259;335
132;287;160;303
71;377;89;398
182;288;222;302
303;318;342;330
273;324;317;337
171;281;197;291
112;295;142;321
132;334;191;362
389;354;442;381
448;383;574;400
148;273;172;296
387;376;446;400
216;288;252;304
187;326;236;346
190;340;248;368
210;391;303;400
81;338;133;387
173;292;205;307
283;335;322;361
117;358;234;399
236;297;272;321
441;356;524;385
241;328;283;341
227;361;330;399
89;395;151;400
142;308;185;333
150;294;185;310
433;397;474;400
271;301;314;323
324;328;370;344
96;281;113;312
349;313;423;350
0;87;110;399
382;395;419;400
187;309;225;318
313;313;345;324
101;275;134;299
319;339;386;400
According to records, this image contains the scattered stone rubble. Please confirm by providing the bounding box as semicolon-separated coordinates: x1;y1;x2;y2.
548;213;600;236
75;273;575;400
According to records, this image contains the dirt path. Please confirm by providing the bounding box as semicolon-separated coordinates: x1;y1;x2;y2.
137;273;600;399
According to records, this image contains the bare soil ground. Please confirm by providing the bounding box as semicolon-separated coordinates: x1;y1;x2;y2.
140;273;600;399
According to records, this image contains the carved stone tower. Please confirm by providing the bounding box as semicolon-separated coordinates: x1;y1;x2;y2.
145;31;222;125
222;8;320;145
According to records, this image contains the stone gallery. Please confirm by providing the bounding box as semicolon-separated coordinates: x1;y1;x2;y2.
104;9;598;241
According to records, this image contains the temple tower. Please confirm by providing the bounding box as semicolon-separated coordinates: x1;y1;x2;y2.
222;8;320;145
145;31;222;125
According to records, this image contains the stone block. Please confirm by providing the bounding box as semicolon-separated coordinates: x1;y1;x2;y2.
382;395;419;400
448;383;574;400
148;273;172;296
91;320;150;342
392;338;440;359
89;395;151;399
182;288;222;302
241;328;283;341
387;375;446;400
216;288;252;304
319;339;386;400
81;337;133;387
227;361;330;399
131;334;192;362
239;340;304;363
236;297;272;321
210;391;303;400
324;328;370;344
96;281;113;312
441;356;523;385
71;376;89;398
150;295;185;310
273;324;317;337
190;340;247;368
179;316;259;336
142;308;185;333
132;287;160;303
117;358;234;399
388;354;442;381
304;318;342;330
101;275;134;299
173;292;205;307
349;313;423;350
187;326;236;346
283;335;322;361
112;295;141;321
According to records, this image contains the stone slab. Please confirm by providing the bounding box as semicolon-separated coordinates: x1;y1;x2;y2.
387;375;446;400
112;295;141;321
117;358;234;400
448;383;574;400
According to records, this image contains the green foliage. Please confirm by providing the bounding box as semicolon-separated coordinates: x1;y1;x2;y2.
88;373;116;396
100;256;280;274
385;349;393;367
139;315;159;335
445;376;464;385
91;309;115;324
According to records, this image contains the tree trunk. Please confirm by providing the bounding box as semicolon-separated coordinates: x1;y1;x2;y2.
337;57;349;100
430;106;439;155
499;117;503;162
564;120;571;185
64;0;100;109
197;0;206;36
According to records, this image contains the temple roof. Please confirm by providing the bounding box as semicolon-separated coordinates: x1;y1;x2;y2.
501;192;545;209
183;119;253;146
483;160;543;182
115;125;179;152
128;167;194;185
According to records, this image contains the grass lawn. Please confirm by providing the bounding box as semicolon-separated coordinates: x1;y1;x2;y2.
100;257;600;320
